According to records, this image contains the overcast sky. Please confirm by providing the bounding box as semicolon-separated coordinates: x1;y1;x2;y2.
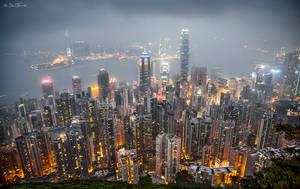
1;0;299;51
0;0;300;103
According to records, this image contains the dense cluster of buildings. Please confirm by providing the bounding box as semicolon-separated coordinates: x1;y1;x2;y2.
0;29;300;186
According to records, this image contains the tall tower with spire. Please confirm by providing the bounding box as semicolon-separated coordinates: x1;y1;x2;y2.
180;28;190;84
138;50;151;94
65;29;72;58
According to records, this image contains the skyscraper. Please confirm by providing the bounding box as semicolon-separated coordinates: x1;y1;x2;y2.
180;28;189;84
17;103;31;134
15;134;42;178
97;69;110;103
72;76;82;97
138;51;151;94
160;60;169;85
0;144;23;185
42;105;53;127
55;91;76;127
65;29;72;57
191;66;207;109
52;126;88;179
280;51;300;99
116;149;139;184
29;110;43;131
191;66;207;92
155;132;181;183
41;79;54;99
105;115;116;168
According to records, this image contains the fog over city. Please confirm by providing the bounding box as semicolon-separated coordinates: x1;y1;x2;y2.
1;1;300;187
0;0;300;103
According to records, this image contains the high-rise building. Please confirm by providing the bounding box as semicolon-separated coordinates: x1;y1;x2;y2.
29;110;43;131
116;149;139;184
188;164;235;185
180;28;189;84
36;131;56;175
191;66;207;90
52;126;88;179
155;132;167;182
55;91;76;127
216;120;235;163
124;116;134;149
155;132;181;183
184;117;200;160
17;103;31;134
65;29;72;57
263;72;273;100
141;114;155;171
230;146;251;178
97;69;110;103
280;51;300;99
41;79;54;99
0;144;23;185
256;111;279;150
72;76;82;97
138;51;151;94
160;60;169;85
165;134;181;182
15;134;42;178
105;115;116;169
42;105;53;127
133;114;154;172
191;66;207;109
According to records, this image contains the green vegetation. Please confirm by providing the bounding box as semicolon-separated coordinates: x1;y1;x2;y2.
171;170;214;188
260;156;300;189
6;179;219;189
230;156;300;189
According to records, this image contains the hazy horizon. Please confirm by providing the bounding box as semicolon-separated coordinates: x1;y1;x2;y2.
1;0;300;104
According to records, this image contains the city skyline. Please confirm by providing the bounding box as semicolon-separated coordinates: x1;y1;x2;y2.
0;1;299;188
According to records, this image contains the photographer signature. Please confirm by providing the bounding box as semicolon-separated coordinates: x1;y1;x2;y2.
3;2;27;8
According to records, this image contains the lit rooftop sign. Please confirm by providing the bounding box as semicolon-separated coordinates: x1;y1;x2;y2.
41;79;52;85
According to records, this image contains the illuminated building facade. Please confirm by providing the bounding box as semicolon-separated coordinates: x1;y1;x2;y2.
105;115;116;169
184;117;200;160
17;103;31;134
138;51;151;95
36;131;56;175
160;61;169;85
256;111;280;150
0;144;23;185
29;110;43;131
180;28;189;84
98;69;110;103
52;126;88;179
15;134;42;178
116;149;139;184
155;132;181;183
72;76;82;97
41;79;54;99
55;91;76;127
280;51;300;99
2;28;300;187
189;165;235;185
42;105;54;127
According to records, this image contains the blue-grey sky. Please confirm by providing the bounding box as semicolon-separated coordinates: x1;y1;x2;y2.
0;0;300;104
1;0;299;51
